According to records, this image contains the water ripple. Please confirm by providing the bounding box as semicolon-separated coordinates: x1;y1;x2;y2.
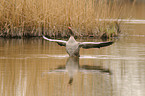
80;55;145;60
0;54;144;61
99;19;145;24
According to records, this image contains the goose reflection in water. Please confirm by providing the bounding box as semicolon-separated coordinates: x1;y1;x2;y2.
45;57;112;85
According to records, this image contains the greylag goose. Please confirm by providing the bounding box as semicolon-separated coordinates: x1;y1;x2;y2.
43;27;114;57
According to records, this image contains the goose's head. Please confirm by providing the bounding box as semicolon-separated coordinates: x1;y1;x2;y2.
68;27;74;36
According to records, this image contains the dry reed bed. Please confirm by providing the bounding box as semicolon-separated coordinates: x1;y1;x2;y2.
0;0;129;38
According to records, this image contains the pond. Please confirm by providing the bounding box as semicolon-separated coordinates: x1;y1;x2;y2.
0;24;145;96
0;3;145;96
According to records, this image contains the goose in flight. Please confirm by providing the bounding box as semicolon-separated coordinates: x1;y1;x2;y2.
43;27;114;57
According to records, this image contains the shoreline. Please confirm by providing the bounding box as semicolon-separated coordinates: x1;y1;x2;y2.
0;21;121;39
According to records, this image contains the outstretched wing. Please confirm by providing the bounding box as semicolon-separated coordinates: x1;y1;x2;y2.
42;35;67;46
79;41;114;49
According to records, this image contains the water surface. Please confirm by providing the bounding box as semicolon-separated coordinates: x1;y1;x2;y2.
0;33;145;96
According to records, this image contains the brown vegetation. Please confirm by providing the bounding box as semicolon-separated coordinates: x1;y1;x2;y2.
0;0;131;38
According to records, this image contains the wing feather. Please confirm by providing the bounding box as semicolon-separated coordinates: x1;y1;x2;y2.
79;41;114;49
42;35;66;46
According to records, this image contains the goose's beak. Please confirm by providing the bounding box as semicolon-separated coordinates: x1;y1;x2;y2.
68;27;71;29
